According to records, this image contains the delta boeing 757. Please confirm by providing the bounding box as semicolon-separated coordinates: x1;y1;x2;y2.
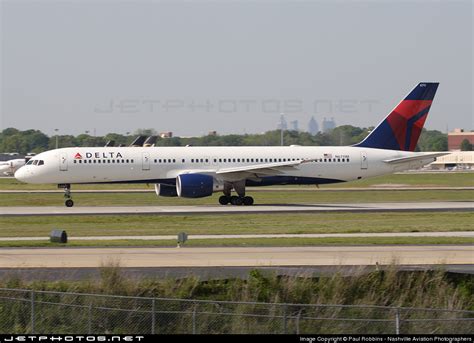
15;83;446;207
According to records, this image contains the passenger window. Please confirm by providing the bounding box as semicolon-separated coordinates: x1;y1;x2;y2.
182;159;185;163
98;160;101;164
79;160;82;164
73;160;77;164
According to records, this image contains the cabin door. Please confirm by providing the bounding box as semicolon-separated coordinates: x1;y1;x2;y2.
142;152;150;170
59;153;68;171
360;151;368;170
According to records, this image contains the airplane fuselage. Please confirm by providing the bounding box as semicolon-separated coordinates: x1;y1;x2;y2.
15;146;430;186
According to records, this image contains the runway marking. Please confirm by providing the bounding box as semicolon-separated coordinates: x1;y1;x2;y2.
0;186;472;193
0;231;473;242
0;201;472;216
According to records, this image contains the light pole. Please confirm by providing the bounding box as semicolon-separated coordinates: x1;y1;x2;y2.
279;113;286;146
54;129;59;149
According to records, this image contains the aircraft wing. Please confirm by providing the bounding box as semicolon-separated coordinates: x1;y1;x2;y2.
215;159;314;181
383;152;449;165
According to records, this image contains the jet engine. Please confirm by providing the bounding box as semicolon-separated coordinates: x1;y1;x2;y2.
154;183;178;197
176;174;214;198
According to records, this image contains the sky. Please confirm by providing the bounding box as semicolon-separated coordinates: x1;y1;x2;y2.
1;0;472;137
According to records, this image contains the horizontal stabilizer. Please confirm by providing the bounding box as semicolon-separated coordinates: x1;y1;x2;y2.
383;152;449;164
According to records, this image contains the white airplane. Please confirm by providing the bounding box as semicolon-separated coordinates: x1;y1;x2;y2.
15;83;446;207
0;159;26;176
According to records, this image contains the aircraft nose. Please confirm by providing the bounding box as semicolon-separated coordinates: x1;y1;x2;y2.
14;167;29;182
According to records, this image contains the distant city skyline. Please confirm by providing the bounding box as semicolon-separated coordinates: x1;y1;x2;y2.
1;1;472;136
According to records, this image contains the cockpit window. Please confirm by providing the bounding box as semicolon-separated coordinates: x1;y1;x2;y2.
26;159;44;166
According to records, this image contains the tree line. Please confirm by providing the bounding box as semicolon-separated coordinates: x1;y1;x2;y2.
0;126;451;155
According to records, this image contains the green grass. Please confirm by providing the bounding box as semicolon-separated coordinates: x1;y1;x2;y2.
1;267;472;333
0;237;472;248
0;212;472;238
0;189;472;206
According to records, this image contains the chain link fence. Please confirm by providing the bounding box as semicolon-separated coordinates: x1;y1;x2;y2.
0;288;472;334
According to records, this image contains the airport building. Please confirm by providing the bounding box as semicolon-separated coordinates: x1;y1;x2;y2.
430;151;474;170
448;128;474;151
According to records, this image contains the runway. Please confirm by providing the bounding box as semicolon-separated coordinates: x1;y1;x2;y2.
1;186;473;193
0;231;472;242
0;201;472;216
0;245;472;268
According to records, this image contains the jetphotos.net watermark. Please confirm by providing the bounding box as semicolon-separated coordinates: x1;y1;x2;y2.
94;98;380;115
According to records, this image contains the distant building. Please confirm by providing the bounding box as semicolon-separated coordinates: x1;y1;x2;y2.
308;116;319;135
322;117;336;133
430;151;474;170
159;132;173;138
448;129;474;151
208;131;217;136
290;120;299;131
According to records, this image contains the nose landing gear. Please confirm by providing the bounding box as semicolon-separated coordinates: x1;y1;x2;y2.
59;184;74;207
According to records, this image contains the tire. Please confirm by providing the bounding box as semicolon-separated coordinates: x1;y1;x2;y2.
243;196;254;206
230;196;243;205
219;195;230;205
65;199;74;207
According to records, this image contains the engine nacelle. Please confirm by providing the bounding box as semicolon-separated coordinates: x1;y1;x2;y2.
176;173;214;198
154;183;178;197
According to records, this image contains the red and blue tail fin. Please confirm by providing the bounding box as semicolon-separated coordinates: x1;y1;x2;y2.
355;82;439;151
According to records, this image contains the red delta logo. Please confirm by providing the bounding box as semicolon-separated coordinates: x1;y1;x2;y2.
74;153;83;159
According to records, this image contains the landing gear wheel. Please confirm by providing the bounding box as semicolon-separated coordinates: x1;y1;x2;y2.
230;196;243;206
219;195;230;205
243;196;254;206
61;184;74;207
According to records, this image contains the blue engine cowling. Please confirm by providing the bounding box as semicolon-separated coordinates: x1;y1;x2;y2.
154;183;178;197
176;174;214;198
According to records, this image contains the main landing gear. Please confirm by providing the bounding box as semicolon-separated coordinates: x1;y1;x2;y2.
219;195;254;206
60;184;74;207
218;180;254;206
